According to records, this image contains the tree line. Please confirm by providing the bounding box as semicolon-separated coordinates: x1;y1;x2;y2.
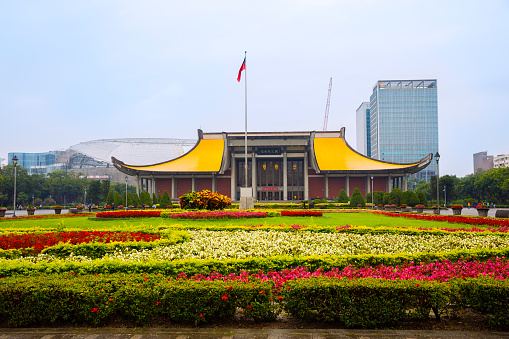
0;167;135;207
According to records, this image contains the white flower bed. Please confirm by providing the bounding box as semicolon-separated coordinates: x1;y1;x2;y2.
4;230;509;263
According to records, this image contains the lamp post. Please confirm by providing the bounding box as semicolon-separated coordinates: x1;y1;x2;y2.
32;194;34;206
12;156;18;217
64;196;66;209
125;175;128;208
84;187;87;206
435;152;440;214
444;185;447;208
371;175;374;209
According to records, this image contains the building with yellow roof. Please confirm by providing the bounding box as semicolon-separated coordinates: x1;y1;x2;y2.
112;128;432;202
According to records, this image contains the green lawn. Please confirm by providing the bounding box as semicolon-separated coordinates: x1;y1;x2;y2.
0;211;484;232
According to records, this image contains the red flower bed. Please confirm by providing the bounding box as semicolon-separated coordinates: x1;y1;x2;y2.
0;231;161;253
7;213;94;221
375;211;509;228
166;211;267;219
281;211;323;217
96;211;162;218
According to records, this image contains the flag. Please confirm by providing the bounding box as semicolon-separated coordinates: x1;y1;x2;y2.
237;57;246;82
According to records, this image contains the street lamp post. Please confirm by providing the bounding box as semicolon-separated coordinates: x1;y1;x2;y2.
32;194;34;206
84;187;87;206
12;156;18;217
64;196;66;209
435;152;440;214
371;175;374;210
444;185;447;208
125;175;128;208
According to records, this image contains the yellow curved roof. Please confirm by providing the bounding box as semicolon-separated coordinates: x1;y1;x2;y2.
124;138;224;172
314;137;418;171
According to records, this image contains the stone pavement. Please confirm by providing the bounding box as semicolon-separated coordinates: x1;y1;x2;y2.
0;328;508;339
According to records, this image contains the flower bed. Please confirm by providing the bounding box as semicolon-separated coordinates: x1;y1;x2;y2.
0;231;161;253
280;211;322;217
95;210;162;218
5;213;94;221
376;211;509;227
161;211;267;219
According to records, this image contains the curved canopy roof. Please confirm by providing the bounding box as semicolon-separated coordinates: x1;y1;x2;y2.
313;136;423;173
112;133;225;174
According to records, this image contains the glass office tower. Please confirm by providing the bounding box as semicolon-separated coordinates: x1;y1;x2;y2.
355;102;371;157
369;80;438;181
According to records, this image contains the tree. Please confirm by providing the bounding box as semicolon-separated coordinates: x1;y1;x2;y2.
140;191;152;206
106;191;114;206
389;188;401;206
337;189;349;203
407;191;420;207
373;191;384;206
114;191;123;207
88;180;102;205
349;187;365;207
152;193;159;205
400;191;409;206
100;180;110;203
417;192;427;206
132;192;140;207
160;190;171;208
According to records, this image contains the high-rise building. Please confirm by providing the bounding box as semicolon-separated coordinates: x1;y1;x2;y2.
493;154;508;169
355;102;370;157
367;79;438;181
473;151;494;173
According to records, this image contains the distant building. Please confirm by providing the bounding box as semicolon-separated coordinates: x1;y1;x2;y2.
366;79;438;182
7;152;66;175
355;102;370;157
494;154;509;169
473;151;494;173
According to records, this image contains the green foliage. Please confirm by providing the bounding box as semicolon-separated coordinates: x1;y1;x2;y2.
417;191;428;206
383;192;390;205
0;274;276;327
132;192;140;207
160;190;171;208
337;189;349;203
407;191;420;207
389;188;401;205
373;191;384;206
349;187;365;207
152;193;159;205
179;190;232;210
400;191;409;206
282;277;449;327
105;191;114;206
113;191;123;207
140;191;152;206
88;180;102;205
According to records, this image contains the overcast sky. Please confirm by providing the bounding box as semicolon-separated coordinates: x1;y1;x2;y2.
1;0;508;178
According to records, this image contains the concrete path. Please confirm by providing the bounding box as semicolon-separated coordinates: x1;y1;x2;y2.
0;328;508;339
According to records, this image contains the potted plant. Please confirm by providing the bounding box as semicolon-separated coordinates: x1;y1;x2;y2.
451;204;463;216
415;204;425;213
432;205;440;215
26;205;36;216
91;205;98;211
400;204;407;211
0;207;6;217
53;205;63;215
476;203;489;217
377;204;383;210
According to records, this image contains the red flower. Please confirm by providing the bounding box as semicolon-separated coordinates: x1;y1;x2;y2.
108;298;114;302
221;294;228;300
91;308;99;313
259;290;265;294
200;313;203;317
277;296;283;300
247;305;252;309
156;301;160;305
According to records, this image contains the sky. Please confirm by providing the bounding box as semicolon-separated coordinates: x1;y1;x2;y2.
1;0;508;178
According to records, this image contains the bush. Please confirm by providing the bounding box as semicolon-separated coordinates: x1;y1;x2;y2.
160;190;172;208
179;190;232;210
418;191;428;206
337;189;349;203
349;187;365;207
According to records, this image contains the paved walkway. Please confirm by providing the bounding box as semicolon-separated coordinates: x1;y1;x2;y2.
0;328;508;339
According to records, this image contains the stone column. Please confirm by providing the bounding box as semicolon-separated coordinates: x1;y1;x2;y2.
212;175;216;193
345;175;350;197
136;175;140;196
231;154;236;201
283;152;288;201
387;174;392;193
366;175;371;194
402;174;408;192
192;176;196;192
304;153;309;201
251;154;257;199
325;174;329;199
151;175;155;196
171;176;176;199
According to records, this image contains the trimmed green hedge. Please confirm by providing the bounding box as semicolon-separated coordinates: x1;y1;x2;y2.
0;274;276;327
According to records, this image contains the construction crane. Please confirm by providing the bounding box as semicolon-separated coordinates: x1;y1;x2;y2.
322;78;332;131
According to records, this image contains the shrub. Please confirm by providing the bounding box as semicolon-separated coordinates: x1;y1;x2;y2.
179;190;232;210
349;187;365;207
160;190;172;208
417;192;428;206
337;189;350;203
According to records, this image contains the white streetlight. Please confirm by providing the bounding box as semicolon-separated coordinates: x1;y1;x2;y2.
12;156;18;217
125;175;128;208
371;175;374;209
435;152;440;214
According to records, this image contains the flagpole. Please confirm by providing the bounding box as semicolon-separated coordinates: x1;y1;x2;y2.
244;51;248;188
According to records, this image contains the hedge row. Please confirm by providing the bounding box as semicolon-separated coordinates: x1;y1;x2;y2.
2;274;509;329
2;247;509;277
0;274;276;327
282;276;509;329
